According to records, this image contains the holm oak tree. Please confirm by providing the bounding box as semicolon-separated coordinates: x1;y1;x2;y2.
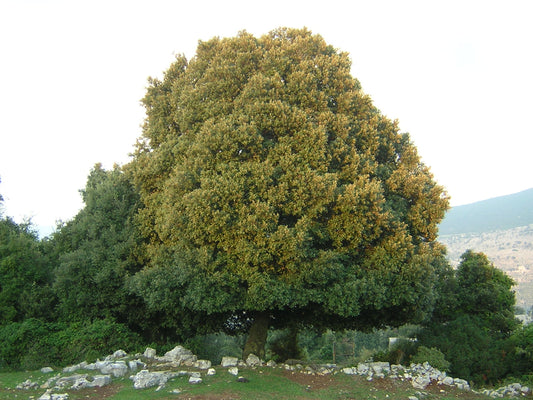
128;28;449;358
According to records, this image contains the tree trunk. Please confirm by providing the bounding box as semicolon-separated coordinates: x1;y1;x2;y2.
243;311;270;360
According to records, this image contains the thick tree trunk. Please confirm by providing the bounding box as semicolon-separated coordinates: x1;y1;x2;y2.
243;311;270;360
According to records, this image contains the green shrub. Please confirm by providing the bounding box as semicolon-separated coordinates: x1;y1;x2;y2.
374;339;418;365
0;318;143;371
411;346;450;371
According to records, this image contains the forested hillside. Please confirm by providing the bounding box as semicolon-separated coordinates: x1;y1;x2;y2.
439;189;533;309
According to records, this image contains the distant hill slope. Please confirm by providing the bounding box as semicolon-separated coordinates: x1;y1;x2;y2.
438;188;533;309
438;188;533;235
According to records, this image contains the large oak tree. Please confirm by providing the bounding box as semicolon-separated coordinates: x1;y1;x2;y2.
128;28;449;358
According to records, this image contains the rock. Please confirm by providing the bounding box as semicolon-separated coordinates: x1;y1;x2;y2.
38;390;69;400
370;362;391;375
195;359;212;369
41;375;60;389
441;376;454;386
357;363;370;375
189;371;202;378
408;397;419;400
129;359;145;372
55;374;88;389
207;368;216;376
112;349;127;358
237;376;249;383
144;347;157;358
17;379;40;389
342;367;357;375
99;361;128;377
189;376;203;384
221;356;239;367
161;345;197;365
228;367;239;376
62;364;81;373
71;377;91;390
130;370;171;389
246;353;261;367
266;360;277;367
454;378;470;391
412;375;431;390
41;367;54;374
90;375;112;387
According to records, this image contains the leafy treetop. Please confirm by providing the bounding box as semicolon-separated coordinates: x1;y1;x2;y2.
128;28;449;355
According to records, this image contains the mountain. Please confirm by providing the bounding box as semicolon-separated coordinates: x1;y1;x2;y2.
438;188;533;310
438;188;533;235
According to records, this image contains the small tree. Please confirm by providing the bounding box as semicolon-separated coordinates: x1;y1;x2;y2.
49;164;151;335
421;250;518;384
128;28;449;357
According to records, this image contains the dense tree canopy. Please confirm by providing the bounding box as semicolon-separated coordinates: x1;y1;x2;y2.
49;164;146;328
1;184;53;324
128;28;449;356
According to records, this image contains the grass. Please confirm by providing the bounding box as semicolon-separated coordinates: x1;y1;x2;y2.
0;365;498;400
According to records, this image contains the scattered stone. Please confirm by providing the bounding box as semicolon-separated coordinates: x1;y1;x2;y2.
129;359;145;372
55;374;88;389
246;353;261;367
112;349;127;359
412;376;431;390
207;368;216;376
144;347;157;358
189;376;202;384
62;364;81;373
38;390;69;400
195;359;212;369
228;367;239;376
41;367;54;374
100;361;128;377
237;376;249;383
442;376;454;386
130;370;174;389
161;345;197;366
221;356;238;367
342;367;357;375
16;379;40;390
266;360;277;367
408;396;419;400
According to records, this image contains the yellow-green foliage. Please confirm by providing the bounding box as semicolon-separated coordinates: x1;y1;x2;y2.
128;28;449;335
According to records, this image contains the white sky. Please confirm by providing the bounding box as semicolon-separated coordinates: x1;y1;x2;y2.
1;0;532;235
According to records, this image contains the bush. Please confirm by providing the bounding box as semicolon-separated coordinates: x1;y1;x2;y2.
0;318;143;371
411;346;450;371
374;339;418;365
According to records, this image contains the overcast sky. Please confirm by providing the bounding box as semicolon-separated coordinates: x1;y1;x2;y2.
1;0;532;235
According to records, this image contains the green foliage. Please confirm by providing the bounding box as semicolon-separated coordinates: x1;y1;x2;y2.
508;323;533;381
374;339;418;366
0;216;54;324
48;164;147;332
411;346;450;372
128;27;449;347
267;327;304;362
0;318;143;371
420;250;519;385
185;332;244;364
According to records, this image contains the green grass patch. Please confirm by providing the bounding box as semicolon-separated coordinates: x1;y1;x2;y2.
1;366;494;400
